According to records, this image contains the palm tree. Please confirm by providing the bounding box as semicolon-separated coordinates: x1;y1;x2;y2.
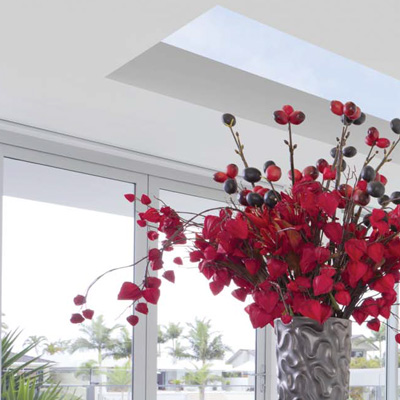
106;327;132;361
23;335;47;355
75;360;98;382
43;340;70;356
157;326;168;356
69;315;122;366
181;318;230;400
165;322;183;355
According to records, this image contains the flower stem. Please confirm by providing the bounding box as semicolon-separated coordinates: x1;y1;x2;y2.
288;123;295;186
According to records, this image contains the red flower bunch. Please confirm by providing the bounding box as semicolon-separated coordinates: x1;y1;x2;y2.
71;101;400;340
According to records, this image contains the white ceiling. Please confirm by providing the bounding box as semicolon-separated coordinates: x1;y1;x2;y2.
1;1;400;172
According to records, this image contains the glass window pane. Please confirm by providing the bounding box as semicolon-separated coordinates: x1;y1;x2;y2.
157;190;256;400
2;159;135;400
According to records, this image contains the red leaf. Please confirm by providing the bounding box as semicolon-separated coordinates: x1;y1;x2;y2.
225;215;248;240
73;295;86;306
299;300;332;324
162;270;175;283
189;251;203;262
323;222;343;244
353;308;367;325
203;215;222;240
267;259;288;280
244;259;261;275
124;194;136;202
151;259;164;270
231;288;248;302
315;247;330;264
300;245;317;274
281;315;292;324
127;315;139;326
82;309;94;320
395;334;400;344
118;282;142;301
135;302;149;315
335;291;351;306
173;257;183;265
209;281;224;296
367;318;380;332
140;194;151;205
245;303;273;329
318;192;339;217
142;288;160;304
345;239;367;261
367;243;385;264
148;248;162;261
370;274;395;294
147;231;159;241
70;313;85;324
145;277;162;288
137;220;147;227
346;261;368;288
204;246;218;261
253;291;279;313
313;275;333;296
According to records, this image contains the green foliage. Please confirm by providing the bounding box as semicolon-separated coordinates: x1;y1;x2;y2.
3;376;63;400
350;357;381;369
106;328;131;361
74;360;98;382
106;362;131;391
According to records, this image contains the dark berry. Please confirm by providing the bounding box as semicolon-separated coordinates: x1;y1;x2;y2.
342;146;357;158
341;114;353;126
273;110;289;125
263;160;276;173
330;100;343;116
362;213;371;227
367;181;385;198
246;192;264;207
264;190;281;208
378;195;390;207
339;159;347;172
391;191;400;205
330;148;337;158
361;166;376;182
224;179;238;194
390;118;400;134
243;167;262;183
222;113;236;127
237;189;251;206
353;190;370;206
316;158;329;173
353;113;366;125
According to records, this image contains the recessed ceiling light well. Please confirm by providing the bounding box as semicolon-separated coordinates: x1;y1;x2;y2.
163;6;400;121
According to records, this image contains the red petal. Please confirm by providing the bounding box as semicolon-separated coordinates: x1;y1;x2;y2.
346;261;368;288
148;248;162;261
118;282;142;301
361;298;379;318
318;192;339;218
267;259;288;280
124;194;136;202
147;231;159;241
225;215;249;240
335;291;351;306
281;315;292;324
209;281;224;296
127;315;139;326
137;220;147;227
253;291;279;313
231;288;248;302
82;309;94;320
203;216;222;240
367;318;380;332
353;308;367;325
370;274;395;294
299;300;332;324
315;247;330;264
151;259;164;270
145;276;162;288
73;295;86;306
162;270;175;283
323;222;343;244
313;275;333;296
142;288;160;304
244;259;261;275
70;313;85;324
135;302;149;315
395;334;400;344
173;257;183;265
345;239;367;261
367;243;385;264
140;194;151;205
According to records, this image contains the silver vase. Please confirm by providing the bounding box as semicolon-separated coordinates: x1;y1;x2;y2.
274;317;352;400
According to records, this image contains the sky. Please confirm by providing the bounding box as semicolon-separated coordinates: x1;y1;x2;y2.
164;6;400;122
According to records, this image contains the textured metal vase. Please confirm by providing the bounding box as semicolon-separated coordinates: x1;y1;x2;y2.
275;317;351;400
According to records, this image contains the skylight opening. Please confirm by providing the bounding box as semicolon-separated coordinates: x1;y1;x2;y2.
163;6;400;121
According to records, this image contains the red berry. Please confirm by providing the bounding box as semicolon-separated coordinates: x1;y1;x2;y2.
379;174;388;186
302;166;319;180
323;167;336;180
288;169;302;182
343;102;357;118
289;111;306;125
368;127;380;140
316;158;329;173
330;100;344;116
338;184;353;198
365;136;376;147
255;187;268;196
356;180;368;191
349;107;361;121
273;110;289;125
353;189;370;206
282;105;294;116
213;172;228;183
376;138;390;148
266;165;282;182
226;164;239;178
